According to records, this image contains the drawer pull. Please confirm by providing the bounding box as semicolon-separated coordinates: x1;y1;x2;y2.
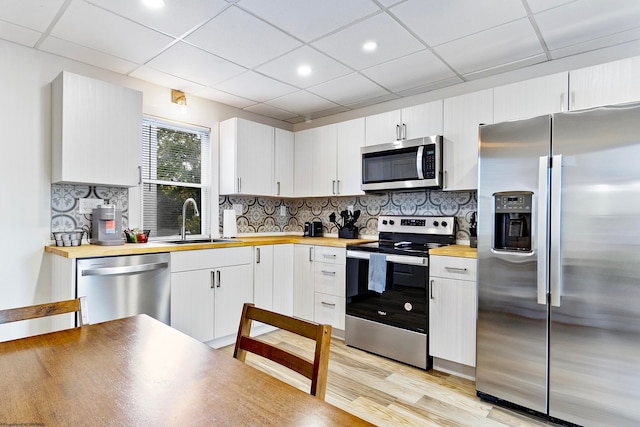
323;254;337;258
444;266;468;272
321;270;336;276
321;301;336;307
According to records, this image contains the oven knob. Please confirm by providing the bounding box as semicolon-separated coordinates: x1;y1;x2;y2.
441;221;448;227
433;221;439;227
382;220;388;225
389;220;395;225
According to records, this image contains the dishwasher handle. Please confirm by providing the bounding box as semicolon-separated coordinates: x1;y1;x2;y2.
80;262;169;277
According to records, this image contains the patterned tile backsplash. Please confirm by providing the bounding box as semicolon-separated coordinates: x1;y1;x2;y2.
51;184;476;241
220;190;477;241
51;184;129;237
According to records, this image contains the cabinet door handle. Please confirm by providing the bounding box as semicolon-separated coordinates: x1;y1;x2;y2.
430;279;434;299
256;247;261;264
443;170;448;189
332;180;336;195
211;270;215;289
395;124;401;141
321;270;336;276
444;266;468;272
336;180;341;195
237;177;241;193
216;270;221;288
277;181;281;196
309;247;313;262
138;165;142;185
321;301;336;307
402;123;407;140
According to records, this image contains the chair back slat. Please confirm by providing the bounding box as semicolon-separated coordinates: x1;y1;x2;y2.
233;303;332;400
0;297;88;326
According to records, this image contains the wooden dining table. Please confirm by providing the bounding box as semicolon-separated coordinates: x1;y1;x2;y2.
0;314;373;426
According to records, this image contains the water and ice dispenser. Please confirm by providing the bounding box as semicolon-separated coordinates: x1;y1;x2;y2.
493;192;533;252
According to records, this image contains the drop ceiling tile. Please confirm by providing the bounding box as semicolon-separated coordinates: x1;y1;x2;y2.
534;0;640;51
266;90;339;116
236;0;379;42
243;103;298;121
129;66;207;93
40;36;138;74
462;53;547;80
362;49;457;93
312;12;424;70
193;87;256;109
377;0;405;7
390;0;527;46
309;105;351;119
0;20;42;47
345;93;400;110
526;0;574;13
548;27;640;60
185;6;301;68
307;73;390;105
255;46;352;89
51;0;173;63
86;0;229;38
434;18;544;75
214;71;297;102
146;42;246;86
0;0;66;32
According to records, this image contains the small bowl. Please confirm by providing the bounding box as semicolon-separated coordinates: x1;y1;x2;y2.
63;240;72;247
55;240;64;247
61;233;71;241
71;239;80;246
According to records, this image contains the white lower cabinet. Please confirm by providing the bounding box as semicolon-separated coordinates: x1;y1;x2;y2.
429;255;477;367
293;244;346;332
170;247;253;342
254;244;294;316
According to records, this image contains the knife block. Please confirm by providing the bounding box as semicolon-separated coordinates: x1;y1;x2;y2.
339;227;358;239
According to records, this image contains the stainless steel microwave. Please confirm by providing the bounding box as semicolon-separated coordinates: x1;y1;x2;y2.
361;136;443;192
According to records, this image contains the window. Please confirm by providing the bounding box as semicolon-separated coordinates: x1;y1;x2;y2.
141;117;210;238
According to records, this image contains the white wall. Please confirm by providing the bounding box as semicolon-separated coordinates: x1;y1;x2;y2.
0;38;288;340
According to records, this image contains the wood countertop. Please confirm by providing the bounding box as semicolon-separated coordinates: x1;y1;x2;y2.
45;235;374;259
429;244;477;258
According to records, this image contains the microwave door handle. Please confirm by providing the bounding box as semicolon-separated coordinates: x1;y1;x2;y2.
416;146;425;179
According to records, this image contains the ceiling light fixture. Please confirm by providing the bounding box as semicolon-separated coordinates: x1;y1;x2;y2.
171;89;187;106
297;65;312;77
363;41;378;52
142;0;165;9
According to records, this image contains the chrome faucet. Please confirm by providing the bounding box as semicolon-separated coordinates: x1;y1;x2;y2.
181;198;200;240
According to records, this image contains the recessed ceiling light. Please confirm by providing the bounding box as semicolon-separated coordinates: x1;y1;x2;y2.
297;65;312;77
363;41;378;52
142;0;165;9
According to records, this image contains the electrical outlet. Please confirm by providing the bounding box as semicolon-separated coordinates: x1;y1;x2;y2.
78;198;104;214
280;205;286;216
232;204;243;215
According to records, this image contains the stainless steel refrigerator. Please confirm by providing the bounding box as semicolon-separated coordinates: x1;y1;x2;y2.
476;103;640;426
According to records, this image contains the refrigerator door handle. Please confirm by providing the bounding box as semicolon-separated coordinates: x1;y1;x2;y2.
537;156;549;305
550;154;563;307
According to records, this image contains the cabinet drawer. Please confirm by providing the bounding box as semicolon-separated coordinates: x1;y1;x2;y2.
314;246;345;265
430;255;477;281
171;247;252;272
314;262;345;297
314;292;345;330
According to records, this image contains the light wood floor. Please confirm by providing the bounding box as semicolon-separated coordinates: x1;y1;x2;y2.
221;329;561;427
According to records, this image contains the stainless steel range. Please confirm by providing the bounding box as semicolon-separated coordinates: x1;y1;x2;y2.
345;215;456;369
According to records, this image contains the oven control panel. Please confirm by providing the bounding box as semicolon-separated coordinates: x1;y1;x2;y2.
378;215;456;235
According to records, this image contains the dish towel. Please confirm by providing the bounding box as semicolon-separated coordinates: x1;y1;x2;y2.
368;253;387;293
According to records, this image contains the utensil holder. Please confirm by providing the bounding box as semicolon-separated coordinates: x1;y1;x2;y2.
339;227;358;239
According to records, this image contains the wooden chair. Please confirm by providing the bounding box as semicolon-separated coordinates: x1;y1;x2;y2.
0;296;88;326
233;303;332;400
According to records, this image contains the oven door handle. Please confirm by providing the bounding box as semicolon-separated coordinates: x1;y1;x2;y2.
347;250;427;266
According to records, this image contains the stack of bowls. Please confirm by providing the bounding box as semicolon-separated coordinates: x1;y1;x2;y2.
53;230;84;247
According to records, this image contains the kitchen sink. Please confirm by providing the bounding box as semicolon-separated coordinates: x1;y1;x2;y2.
162;238;240;245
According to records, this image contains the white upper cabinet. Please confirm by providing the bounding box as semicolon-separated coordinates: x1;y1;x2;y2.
219;117;274;196
311;124;338;197
336;118;365;196
443;89;493;191
274;128;294;197
494;72;569;123
569;56;640;111
51;71;142;187
365;101;443;146
296;118;365;197
294;129;313;197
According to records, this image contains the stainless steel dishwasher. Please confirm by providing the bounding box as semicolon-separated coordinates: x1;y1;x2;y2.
77;253;171;325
